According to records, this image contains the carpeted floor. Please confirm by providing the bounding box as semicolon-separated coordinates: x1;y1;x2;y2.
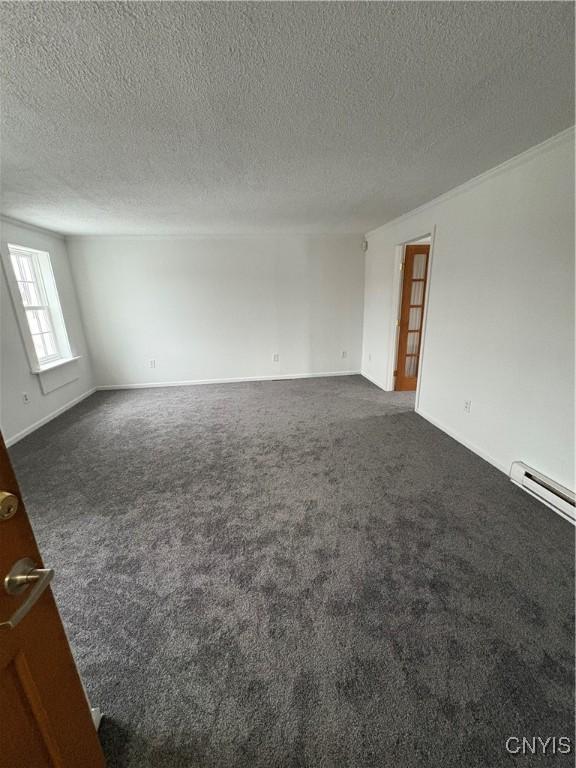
10;375;574;768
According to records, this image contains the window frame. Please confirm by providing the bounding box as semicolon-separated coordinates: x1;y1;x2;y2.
2;242;74;373
9;246;61;365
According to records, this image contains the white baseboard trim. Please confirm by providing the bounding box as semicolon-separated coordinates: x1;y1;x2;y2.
415;406;508;476
360;371;391;391
4;388;96;447
91;707;102;731
95;371;361;391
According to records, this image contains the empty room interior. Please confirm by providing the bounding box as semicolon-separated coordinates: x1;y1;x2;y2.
0;2;574;767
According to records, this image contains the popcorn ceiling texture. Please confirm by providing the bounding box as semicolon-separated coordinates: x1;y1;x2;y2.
0;1;574;235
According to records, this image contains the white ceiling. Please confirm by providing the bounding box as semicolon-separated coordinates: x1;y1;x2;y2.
0;2;573;236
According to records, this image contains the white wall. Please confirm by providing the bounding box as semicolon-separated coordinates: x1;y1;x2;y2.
0;219;94;444
362;129;574;490
67;235;364;387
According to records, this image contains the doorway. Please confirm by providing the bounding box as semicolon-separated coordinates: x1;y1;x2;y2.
394;240;430;391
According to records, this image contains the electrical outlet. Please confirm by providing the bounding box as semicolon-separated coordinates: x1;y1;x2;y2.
368;353;372;362
22;392;30;404
341;350;347;359
464;399;472;413
149;359;156;369
273;353;279;362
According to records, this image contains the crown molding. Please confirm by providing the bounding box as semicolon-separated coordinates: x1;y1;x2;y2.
0;215;66;240
366;126;575;239
0;216;363;242
64;231;364;242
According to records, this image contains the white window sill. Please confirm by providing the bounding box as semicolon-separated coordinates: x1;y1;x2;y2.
31;355;81;374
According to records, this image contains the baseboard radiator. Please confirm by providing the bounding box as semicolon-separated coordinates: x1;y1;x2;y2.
510;462;575;525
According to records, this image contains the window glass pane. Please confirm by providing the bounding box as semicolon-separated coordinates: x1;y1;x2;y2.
28;281;41;306
32;334;47;360
42;332;57;357
32;332;57;361
20;255;35;282
26;309;41;334
26;309;52;335
10;255;24;281
17;281;31;305
405;355;418;377
412;253;427;279
37;308;51;332
410;281;424;305
408;307;422;331
407;331;419;355
17;280;40;307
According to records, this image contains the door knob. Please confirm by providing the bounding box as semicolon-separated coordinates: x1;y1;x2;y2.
1;558;54;629
0;491;18;520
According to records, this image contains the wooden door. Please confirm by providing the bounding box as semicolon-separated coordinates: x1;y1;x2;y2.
0;432;106;768
395;243;430;391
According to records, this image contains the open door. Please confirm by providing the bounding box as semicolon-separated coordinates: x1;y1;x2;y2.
395;243;430;392
0;431;105;767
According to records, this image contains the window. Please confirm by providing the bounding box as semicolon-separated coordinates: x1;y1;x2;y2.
4;244;73;371
9;246;60;365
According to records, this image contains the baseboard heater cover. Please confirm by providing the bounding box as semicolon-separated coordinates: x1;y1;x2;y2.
510;462;575;525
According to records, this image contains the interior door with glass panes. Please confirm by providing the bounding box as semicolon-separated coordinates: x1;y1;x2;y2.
395;243;430;391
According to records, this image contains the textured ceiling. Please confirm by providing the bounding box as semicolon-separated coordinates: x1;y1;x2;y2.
0;2;574;235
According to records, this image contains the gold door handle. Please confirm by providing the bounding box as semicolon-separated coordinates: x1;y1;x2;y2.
0;491;18;520
0;558;54;629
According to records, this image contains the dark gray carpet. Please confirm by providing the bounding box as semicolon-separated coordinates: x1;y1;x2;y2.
10;376;574;768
